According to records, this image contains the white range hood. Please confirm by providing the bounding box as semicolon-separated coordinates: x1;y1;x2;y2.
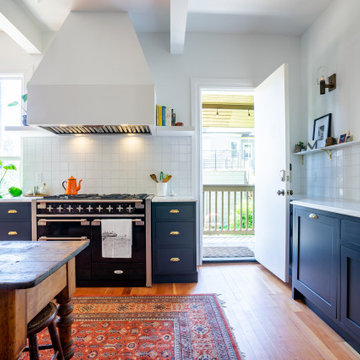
28;11;155;135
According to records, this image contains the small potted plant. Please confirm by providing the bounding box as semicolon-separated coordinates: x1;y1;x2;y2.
0;160;22;198
8;94;28;126
294;141;306;153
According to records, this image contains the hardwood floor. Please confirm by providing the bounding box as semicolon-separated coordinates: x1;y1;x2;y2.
74;263;360;360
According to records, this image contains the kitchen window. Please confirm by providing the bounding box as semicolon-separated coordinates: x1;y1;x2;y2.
0;75;23;192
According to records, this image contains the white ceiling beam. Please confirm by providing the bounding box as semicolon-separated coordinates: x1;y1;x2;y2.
170;0;188;54
0;0;42;54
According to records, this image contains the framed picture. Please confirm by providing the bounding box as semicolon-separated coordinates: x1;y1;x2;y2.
312;113;332;148
338;132;348;144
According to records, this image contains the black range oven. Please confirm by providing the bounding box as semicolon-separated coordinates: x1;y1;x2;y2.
34;194;152;287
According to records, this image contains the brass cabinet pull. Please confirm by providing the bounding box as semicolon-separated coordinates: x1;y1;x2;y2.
113;270;124;275
170;231;180;235
8;231;18;236
169;209;180;214
8;210;18;214
170;257;180;262
309;213;318;219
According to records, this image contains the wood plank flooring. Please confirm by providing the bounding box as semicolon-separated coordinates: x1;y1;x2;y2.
74;263;360;360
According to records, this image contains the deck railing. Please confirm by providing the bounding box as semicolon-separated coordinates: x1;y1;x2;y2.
203;185;255;235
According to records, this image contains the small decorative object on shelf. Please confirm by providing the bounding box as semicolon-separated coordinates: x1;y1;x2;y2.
326;137;337;146
307;140;317;151
175;122;184;126
346;135;353;142
294;141;306;153
338;131;350;144
313;113;332;148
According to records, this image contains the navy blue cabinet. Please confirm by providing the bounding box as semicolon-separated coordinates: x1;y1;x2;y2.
0;202;32;240
152;202;198;283
292;207;339;319
293;205;360;352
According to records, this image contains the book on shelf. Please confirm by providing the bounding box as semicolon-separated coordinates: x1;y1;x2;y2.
156;104;176;126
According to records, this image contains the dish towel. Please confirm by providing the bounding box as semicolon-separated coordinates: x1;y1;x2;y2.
101;219;132;258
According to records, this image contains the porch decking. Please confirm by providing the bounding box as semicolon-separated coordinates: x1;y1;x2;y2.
202;234;255;261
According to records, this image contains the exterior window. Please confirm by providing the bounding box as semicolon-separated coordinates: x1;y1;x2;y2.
0;75;23;193
243;143;252;160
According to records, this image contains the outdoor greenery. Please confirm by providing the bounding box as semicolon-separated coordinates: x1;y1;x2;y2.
216;196;254;231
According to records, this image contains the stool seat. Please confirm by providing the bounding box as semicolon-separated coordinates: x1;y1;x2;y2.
23;302;64;360
28;302;57;336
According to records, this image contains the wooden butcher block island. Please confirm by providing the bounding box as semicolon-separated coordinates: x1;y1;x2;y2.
0;240;89;360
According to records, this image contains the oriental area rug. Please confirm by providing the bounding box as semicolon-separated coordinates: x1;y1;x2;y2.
21;294;243;359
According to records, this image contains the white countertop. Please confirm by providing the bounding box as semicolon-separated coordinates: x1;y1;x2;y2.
152;196;197;202
0;196;42;202
291;197;360;218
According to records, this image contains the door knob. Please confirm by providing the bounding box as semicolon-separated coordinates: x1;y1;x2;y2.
277;190;285;196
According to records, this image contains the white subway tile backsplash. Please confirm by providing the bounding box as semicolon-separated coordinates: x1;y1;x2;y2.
22;136;193;196
304;144;360;201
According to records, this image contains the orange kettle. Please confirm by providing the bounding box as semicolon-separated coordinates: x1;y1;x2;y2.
62;176;82;195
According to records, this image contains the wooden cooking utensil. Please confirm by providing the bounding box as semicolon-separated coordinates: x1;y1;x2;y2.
150;174;158;183
163;175;172;183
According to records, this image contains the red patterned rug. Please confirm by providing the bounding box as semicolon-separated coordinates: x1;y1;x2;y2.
21;294;242;359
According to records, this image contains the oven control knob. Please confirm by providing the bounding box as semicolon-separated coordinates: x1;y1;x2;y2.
126;205;134;213
66;205;73;212
76;205;83;212
117;205;124;212
96;205;103;212
106;205;113;212
57;205;63;212
86;205;93;212
47;205;53;212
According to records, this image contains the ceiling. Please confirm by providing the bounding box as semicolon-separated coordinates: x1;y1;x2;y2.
15;0;333;35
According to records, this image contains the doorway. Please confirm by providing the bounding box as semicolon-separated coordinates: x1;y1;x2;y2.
201;91;255;262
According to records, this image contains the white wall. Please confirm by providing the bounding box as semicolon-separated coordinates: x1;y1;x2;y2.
0;30;303;196
138;32;304;195
301;0;360;200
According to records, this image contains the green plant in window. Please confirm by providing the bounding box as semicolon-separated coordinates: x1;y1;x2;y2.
0;161;22;197
8;94;27;113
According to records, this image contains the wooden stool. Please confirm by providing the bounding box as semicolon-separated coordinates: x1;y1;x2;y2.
23;302;64;360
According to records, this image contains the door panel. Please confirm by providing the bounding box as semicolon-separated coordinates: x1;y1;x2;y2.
292;208;339;319
255;64;290;282
341;245;360;340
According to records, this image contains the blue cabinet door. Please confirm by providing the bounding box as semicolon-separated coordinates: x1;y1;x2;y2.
340;245;360;342
293;207;339;320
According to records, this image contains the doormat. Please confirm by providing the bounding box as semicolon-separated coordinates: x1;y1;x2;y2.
20;294;243;359
203;246;255;258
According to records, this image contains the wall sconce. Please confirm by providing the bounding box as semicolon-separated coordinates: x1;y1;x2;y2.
320;73;336;95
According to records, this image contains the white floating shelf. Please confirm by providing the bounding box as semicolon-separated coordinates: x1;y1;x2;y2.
5;126;56;137
294;140;360;162
154;126;194;137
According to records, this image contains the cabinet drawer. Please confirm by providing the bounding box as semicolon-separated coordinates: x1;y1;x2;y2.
154;203;195;221
155;248;195;274
91;262;145;281
0;203;31;221
155;221;194;247
0;221;31;240
341;219;360;247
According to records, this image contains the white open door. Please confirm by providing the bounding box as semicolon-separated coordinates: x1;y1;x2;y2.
255;64;290;282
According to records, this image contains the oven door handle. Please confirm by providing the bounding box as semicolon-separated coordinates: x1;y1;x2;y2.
38;218;90;226
91;219;144;226
38;236;89;241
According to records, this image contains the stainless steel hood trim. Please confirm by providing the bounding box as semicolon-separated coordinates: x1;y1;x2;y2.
40;125;152;135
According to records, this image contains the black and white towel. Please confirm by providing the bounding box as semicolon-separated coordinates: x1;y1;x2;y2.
101;219;132;258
